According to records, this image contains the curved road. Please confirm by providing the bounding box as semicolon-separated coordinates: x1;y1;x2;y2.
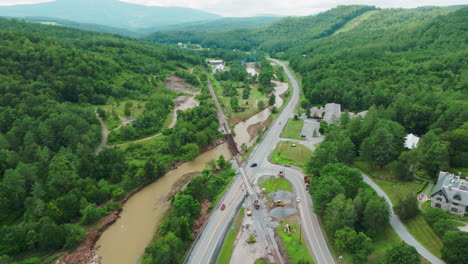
362;174;444;264
184;59;335;264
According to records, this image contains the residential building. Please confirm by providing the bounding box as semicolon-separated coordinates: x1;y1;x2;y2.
430;171;468;216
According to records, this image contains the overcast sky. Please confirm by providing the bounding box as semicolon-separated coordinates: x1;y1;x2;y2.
0;0;466;17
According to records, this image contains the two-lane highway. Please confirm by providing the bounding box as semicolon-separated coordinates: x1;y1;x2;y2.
184;59;335;264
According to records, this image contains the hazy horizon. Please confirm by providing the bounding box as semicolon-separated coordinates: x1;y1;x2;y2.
0;0;466;17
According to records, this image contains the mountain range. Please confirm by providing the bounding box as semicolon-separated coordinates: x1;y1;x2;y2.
0;0;221;29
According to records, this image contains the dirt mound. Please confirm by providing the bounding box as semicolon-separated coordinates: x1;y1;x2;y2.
270;207;297;219
165;76;196;94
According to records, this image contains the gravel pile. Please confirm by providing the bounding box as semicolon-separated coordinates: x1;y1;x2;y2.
269;190;293;203
270;207;297;218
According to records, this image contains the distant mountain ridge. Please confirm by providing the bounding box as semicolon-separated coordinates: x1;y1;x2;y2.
0;0;221;29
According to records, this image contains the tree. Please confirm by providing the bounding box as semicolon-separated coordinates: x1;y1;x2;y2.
311;175;345;214
394;193;419;220
80;204;102;225
384;242;420;264
268;94;276;106
335;227;372;263
360;124;401;168
144;232;185;264
217;155;228;169
172;194;200;218
63;224;85;249
320;163;361;198
324;194;356;236
231;96;240;112
37;217;65;250
441;231;468;264
363;196;390;237
258;100;265;109
416;131;449;177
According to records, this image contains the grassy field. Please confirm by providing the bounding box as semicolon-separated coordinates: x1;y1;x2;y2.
280;119;304;140
216;208;245;264
259;177;293;196
277;218;315;264
405;215;443;258
271;141;314;169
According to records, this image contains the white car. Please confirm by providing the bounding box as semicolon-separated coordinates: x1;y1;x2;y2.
296;197;300;202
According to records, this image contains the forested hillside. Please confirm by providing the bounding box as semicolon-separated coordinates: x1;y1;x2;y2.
291;7;467;171
0;18;216;263
145;5;376;52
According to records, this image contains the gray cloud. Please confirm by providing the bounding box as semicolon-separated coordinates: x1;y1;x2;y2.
0;0;465;16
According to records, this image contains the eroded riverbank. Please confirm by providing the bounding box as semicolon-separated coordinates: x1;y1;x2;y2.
94;143;232;264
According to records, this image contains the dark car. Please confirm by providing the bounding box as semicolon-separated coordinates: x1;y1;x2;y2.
220;204;226;210
300;134;306;138
250;163;258;167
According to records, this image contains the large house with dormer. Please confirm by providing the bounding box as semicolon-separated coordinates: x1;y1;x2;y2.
430;171;468;216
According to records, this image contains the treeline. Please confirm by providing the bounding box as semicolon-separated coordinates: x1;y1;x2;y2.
0;18;213;263
144;5;376;53
143;160;235;264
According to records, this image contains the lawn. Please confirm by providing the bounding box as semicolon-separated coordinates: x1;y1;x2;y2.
216;208;245;264
277;218;315;264
271;141;314;169
405;215;443;258
259;177;293;196
354;160;425;206
280;119;304;140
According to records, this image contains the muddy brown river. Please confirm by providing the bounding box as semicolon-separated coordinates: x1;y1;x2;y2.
95;143;232;264
95;72;289;264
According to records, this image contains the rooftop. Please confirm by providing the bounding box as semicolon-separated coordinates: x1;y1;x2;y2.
431;171;468;206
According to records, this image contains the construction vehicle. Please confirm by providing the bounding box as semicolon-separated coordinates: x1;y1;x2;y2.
273;200;285;207
254;200;260;209
246;206;252;216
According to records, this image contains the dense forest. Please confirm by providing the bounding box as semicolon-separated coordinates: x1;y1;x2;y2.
0;18;219;263
292;7;467;171
144;5;376;52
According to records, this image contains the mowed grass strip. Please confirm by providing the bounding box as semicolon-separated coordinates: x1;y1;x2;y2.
277;219;315;264
216;208;245;264
405;215;443;258
271;141;314;168
280;119;304;140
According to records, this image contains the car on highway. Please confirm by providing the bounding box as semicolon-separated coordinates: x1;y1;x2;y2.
296;197;300;202
220;204;226;210
284;164;291;167
250;163;258;167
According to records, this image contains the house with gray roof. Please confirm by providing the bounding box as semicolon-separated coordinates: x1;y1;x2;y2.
430;171;468;216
